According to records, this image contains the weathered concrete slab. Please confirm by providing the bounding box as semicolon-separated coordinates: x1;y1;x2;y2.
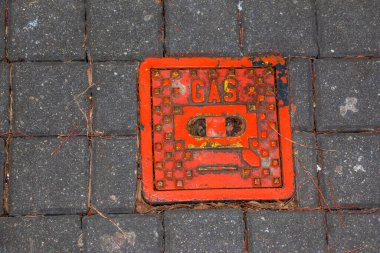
293;131;319;207
92;137;137;213
164;209;245;253
8;137;88;215
83;214;163;253
87;0;162;60
92;62;138;134
0;216;82;252
288;58;314;131
317;0;380;57
315;59;380;131
165;0;240;56
327;212;380;253
8;0;85;61
319;134;380;208
13;63;88;135
243;0;318;56
247;211;327;252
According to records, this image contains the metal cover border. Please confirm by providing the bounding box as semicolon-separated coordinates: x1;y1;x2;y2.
139;56;294;204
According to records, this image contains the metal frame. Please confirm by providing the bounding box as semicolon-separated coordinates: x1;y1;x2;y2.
139;56;294;204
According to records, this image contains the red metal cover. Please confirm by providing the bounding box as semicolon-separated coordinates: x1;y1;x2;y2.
139;57;294;203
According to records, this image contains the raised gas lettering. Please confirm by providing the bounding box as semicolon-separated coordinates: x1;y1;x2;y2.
191;79;205;103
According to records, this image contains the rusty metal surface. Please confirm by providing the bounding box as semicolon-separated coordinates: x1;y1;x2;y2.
139;57;294;203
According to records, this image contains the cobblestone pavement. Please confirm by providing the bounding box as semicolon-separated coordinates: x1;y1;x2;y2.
1;0;379;252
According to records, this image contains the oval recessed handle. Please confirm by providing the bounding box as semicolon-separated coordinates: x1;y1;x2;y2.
187;116;245;137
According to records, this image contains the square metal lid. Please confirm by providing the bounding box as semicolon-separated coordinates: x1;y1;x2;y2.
139;57;294;203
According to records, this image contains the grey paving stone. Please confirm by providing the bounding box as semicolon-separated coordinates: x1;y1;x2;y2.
87;0;162;61
327;212;380;253
318;134;380;208
0;216;82;252
13;62;88;136
8;0;85;61
0;139;3;215
247;211;327;253
0;63;9;133
315;59;380;131
165;0;240;56
293;131;319;207
83;214;163;253
164;209;245;253
8;137;88;215
243;0;318;56
288;58;314;131
0;0;5;60
92;137;137;213
317;0;380;57
93;62;138;134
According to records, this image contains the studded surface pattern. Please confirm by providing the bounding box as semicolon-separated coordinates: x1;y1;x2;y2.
139;57;294;203
151;67;281;190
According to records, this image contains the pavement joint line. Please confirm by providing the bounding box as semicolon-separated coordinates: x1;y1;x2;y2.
327;177;345;225
0;133;138;139
89;205;132;240
313;0;321;58
161;0;166;57
135;48;143;210
83;2;94;212
83;0;89;63
316;130;380;135
4;213;85;218
317;148;331;209
237;0;244;56
2;62;12;214
311;58;326;211
6;59;89;64
322;211;329;250
272;126;335;152
3;55;380;65
79;216;84;253
310;59;317;134
243;210;249;253
160;213;165;253
2;206;378;218
3;0;9;62
2;135;8;214
294;154;331;212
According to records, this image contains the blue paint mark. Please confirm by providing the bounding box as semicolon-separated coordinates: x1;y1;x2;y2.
277;78;289;106
275;63;289;106
249;59;289;106
249;57;270;67
276;63;287;77
252;60;265;66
